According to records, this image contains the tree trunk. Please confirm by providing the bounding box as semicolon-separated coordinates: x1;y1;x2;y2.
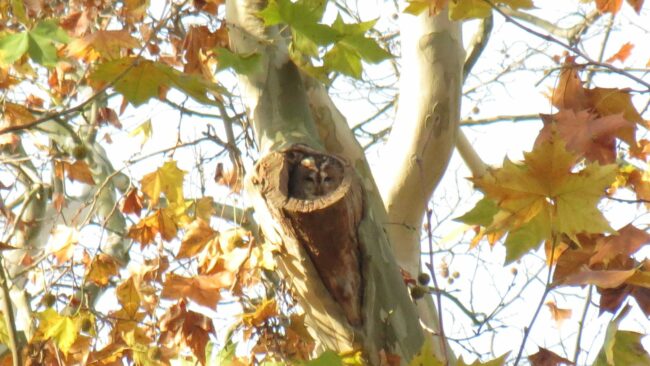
227;0;427;363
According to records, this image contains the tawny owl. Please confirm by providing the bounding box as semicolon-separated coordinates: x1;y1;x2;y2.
289;155;343;200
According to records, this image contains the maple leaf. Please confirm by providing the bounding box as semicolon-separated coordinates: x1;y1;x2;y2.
161;272;234;308
116;277;141;317
182;25;227;75
2;102;35;130
589;224;650;266
606;42;634;63
457;353;509;366
403;0;449;16
46;225;79;264
62;160;96;185
0;20;69;66
127;208;179;246
85;253;119;286
66;30;140;62
528;347;575;366
120;188;144;217
594;305;650;365
89;56;220;106
160;301;215;365
560;267;636;288
586;88;643;137
177;218;218;259
35;309;80;355
141;160;186;207
465;136;616;262
551;58;589;111
626;0;644;13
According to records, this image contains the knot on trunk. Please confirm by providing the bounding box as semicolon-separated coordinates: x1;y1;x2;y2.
255;144;364;325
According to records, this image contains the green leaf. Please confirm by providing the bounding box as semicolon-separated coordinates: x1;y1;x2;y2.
0;20;70;66
323;43;362;79
341;34;391;63
409;337;444;366
455;198;499;226
0;32;29;65
11;0;28;25
215;341;237;366
90;57;219;106
504;211;550;264
305;350;344;366
215;47;262;75
594;306;650;366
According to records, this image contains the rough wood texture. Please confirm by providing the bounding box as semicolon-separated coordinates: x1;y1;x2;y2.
256;145;364;326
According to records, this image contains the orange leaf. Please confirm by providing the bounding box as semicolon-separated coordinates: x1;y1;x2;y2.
596;0;624;13
551;58;589;111
545;301;572;327
127;209;178;247
116;277;141;317
626;0;644;12
160;301;214;365
64;160;95;185
67;30;140;62
161;272;233;308
2;103;35;130
177;219;218;259
606;42;634;63
241;299;278;327
86;253;119;286
528;347;575;366
121;188;143;217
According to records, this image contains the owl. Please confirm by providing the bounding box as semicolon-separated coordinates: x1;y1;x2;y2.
289;155;343;200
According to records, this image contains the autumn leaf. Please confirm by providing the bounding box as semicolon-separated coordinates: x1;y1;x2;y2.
606;42;634;63
116;276;141;317
528;347;575;366
35;308;80;355
409;337;444;366
551;58;589;111
182;25;228;75
560;267;636;288
127;208;179;246
448;0;492;20
403;0;449;16
85;253;119;286
589;224;650;266
141;160;186;207
63;160;96;184
2;102;35;130
241;299;278;327
463;136;616;262
160;301;215;365
66;30;140;62
161;272;234;308
89;56;220;106
595;0;624;14
586;87;644;130
458;353;509;365
121;188;144;217
177;218;218;259
128;119;152;147
625;0;644;13
545;301;572;327
46;225;79;264
194;196;216;221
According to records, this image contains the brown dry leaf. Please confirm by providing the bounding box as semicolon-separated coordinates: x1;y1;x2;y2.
587;88;643;130
120;188;143;217
0;242;18;251
606;42;634;63
26;94;44;108
182;25;226;75
86;253;119;286
59;10;93;36
596;0;624;13
0;67;19;89
67;30;140;62
2;102;35;129
551;58;588;111
177;218;218;259
528;347;575;366
64;160;95;185
545;301;572;327
192;0;225;14
560;267;636;288
160;301;215;365
127;208;178;247
161;272;233;308
590;224;650;266
0;133;20;151
97;107;122;128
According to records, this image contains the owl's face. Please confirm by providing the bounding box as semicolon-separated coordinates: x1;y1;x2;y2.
289;156;343;199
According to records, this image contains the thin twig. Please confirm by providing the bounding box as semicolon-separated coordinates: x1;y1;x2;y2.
573;285;593;364
425;207;449;365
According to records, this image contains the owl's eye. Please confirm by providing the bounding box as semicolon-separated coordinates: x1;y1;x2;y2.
305;176;316;182
323;177;333;183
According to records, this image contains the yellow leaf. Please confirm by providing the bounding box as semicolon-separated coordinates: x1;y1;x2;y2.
177;218;218;259
86;253;119;286
117;277;141;317
36;308;80;355
449;0;491;21
140;160;186;207
66;30;140;62
128;119;152;146
241;299;278;327
194;196;216;221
